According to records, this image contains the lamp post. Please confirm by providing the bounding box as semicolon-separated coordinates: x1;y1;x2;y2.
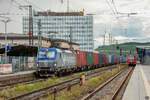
37;19;41;55
0;19;11;63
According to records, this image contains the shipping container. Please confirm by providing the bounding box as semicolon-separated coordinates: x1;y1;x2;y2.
93;52;99;65
110;55;117;64
119;56;122;63
86;52;93;65
76;50;87;67
103;53;108;65
99;53;103;65
116;56;120;63
122;56;125;63
108;55;112;64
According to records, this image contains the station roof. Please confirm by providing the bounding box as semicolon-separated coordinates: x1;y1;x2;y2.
136;46;150;49
0;33;79;45
0;45;37;56
0;45;78;57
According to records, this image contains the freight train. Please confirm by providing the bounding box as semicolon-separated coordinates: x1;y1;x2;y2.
36;47;128;77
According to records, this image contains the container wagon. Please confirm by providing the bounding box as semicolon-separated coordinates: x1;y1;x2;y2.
93;52;99;68
86;52;93;69
76;50;87;71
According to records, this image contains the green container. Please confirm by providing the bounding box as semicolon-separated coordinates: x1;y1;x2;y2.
86;52;93;65
99;53;103;65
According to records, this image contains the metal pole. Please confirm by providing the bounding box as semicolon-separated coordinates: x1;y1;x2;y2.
38;19;41;52
29;5;33;46
70;27;72;49
19;5;33;45
5;22;7;64
0;19;11;63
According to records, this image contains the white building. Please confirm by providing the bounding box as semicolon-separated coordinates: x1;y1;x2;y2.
23;11;93;51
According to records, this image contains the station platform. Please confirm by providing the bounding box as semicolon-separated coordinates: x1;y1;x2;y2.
122;64;150;100
0;70;35;78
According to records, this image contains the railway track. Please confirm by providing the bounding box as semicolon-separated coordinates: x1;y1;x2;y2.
0;64;119;92
0;65;115;90
7;65;121;100
81;67;133;100
0;78;46;91
0;73;36;88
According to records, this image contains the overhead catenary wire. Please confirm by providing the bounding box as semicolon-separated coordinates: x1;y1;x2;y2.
10;0;29;15
111;0;118;14
105;0;118;19
23;0;45;11
11;0;27;11
0;0;28;20
105;0;123;38
7;0;13;15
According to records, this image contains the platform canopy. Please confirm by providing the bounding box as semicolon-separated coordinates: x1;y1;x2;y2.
136;46;150;64
136;46;150;49
0;45;38;56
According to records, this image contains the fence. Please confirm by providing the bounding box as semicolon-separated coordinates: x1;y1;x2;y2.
0;56;37;73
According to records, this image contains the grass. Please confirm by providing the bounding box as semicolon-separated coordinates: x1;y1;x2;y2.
0;66;112;100
40;65;127;100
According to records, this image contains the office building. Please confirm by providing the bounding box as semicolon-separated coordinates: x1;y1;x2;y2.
23;11;93;51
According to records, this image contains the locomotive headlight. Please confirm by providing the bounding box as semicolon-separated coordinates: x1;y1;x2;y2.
54;63;57;66
37;63;39;67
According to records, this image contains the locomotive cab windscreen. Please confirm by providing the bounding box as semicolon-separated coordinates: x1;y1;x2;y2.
38;48;57;61
37;48;58;68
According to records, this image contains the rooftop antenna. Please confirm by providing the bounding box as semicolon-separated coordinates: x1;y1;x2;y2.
67;0;69;12
60;0;69;12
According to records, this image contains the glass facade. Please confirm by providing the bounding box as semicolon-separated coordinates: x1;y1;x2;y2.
23;15;93;51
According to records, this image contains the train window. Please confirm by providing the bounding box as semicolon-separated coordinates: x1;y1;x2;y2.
60;53;62;58
46;51;55;58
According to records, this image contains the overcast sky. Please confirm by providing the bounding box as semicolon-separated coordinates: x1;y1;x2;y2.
0;0;150;48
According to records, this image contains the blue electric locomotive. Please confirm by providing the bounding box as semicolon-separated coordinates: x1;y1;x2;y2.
37;48;76;76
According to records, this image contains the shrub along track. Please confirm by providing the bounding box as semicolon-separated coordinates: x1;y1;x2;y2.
6;64;127;100
0;78;46;91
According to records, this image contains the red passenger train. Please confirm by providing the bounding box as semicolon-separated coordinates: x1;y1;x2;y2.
126;50;137;67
